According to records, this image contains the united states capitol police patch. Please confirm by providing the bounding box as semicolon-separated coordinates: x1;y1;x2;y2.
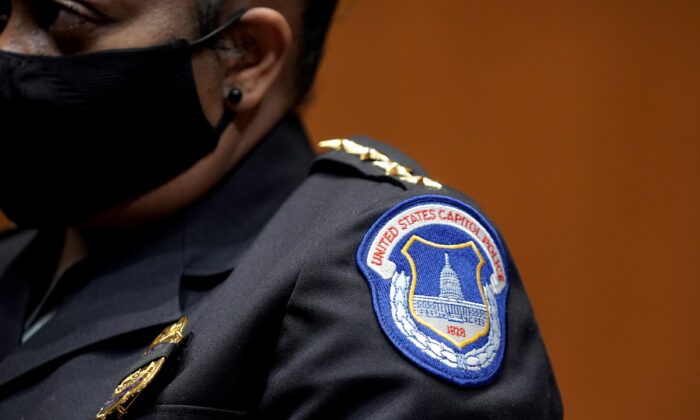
357;195;509;387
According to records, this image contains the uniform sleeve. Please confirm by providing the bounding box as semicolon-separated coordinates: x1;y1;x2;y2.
257;197;562;419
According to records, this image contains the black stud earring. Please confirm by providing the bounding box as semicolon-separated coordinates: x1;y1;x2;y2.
228;88;243;105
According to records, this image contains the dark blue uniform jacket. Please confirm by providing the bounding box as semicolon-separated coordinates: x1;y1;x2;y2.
0;114;562;419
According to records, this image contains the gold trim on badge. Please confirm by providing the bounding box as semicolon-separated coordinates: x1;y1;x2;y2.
96;317;188;420
319;139;443;190
402;237;490;348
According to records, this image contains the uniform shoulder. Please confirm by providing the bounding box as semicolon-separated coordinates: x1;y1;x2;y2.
313;137;428;181
304;136;487;216
259;138;562;417
312;137;438;191
259;135;505;278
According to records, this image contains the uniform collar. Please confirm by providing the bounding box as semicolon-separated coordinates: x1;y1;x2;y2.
0;113;314;387
182;112;315;276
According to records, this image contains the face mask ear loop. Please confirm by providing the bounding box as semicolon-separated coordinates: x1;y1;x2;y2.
213;108;235;136
190;8;249;51
190;8;248;135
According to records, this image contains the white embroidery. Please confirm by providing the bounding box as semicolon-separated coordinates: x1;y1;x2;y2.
365;203;507;295
390;271;501;371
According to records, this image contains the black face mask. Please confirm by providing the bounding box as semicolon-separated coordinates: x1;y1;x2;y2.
0;9;247;228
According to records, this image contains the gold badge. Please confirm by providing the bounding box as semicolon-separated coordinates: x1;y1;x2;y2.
96;316;189;420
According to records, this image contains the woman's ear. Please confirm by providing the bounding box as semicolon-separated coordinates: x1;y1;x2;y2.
218;7;293;112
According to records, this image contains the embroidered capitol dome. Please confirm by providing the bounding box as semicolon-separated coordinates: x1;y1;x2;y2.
439;253;464;301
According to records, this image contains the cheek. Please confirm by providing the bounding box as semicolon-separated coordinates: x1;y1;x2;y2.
191;53;226;125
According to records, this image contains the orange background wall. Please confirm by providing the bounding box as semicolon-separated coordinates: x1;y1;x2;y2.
1;1;698;418
302;1;699;419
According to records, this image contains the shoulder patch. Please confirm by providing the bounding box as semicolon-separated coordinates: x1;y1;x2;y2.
357;195;509;387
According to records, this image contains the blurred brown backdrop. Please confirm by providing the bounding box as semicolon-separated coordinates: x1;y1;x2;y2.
1;0;698;418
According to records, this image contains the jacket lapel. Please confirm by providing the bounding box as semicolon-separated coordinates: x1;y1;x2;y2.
0;229;39;361
0;222;184;388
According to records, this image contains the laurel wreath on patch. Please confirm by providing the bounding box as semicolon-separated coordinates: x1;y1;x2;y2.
390;271;501;372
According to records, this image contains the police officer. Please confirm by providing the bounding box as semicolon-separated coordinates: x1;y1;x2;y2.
0;0;562;418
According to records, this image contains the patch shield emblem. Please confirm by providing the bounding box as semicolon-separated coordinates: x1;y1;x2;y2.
358;196;509;386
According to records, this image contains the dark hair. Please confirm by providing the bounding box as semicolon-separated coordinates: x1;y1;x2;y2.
196;0;338;104
297;0;338;102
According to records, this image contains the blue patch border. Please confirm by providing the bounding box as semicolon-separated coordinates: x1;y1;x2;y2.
357;195;510;387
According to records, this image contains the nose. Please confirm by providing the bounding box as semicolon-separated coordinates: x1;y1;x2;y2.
0;1;59;55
